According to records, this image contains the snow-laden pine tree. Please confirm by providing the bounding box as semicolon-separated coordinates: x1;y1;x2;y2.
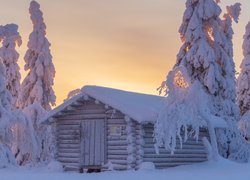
237;22;250;115
175;0;239;119
155;0;248;161
0;59;16;168
237;22;250;139
18;0;56;111
17;1;56;163
0;24;22;107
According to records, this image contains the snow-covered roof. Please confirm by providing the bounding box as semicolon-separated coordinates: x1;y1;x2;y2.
83;86;164;123
43;85;227;128
44;86;164;124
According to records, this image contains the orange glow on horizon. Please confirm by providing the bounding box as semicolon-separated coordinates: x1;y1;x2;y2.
0;0;249;108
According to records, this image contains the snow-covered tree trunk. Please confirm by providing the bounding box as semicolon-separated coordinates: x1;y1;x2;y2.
18;0;56;111
0;24;22;107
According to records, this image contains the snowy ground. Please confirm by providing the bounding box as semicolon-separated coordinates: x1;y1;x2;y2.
1;158;250;180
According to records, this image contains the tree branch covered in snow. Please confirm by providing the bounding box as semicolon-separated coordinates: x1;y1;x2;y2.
64;88;81;102
18;0;56;111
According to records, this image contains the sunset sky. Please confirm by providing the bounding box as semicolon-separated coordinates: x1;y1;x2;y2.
0;0;250;106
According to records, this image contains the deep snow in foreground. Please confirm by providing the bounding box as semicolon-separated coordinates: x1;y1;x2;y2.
1;158;250;180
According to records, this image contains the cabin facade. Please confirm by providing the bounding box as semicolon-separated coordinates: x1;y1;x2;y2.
44;86;225;172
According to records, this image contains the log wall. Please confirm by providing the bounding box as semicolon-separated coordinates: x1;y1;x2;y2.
140;123;209;169
52;97;210;172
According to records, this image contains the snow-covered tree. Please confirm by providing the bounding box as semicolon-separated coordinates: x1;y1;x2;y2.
155;66;220;159
23;103;55;163
155;0;248;161
237;22;250;115
18;0;56;111
175;0;239;120
0;24;22;106
0;60;16;167
10;110;38;165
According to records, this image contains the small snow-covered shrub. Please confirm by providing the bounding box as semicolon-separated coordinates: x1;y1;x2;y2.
0;144;16;168
10;109;38;165
23;103;56;163
139;162;155;171
47;160;63;172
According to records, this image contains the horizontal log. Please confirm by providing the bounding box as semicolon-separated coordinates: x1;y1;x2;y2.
143;153;207;159
143;138;204;145
57;153;80;158
57;139;80;144
57;157;80;163
61;162;80;167
57;134;80;140
108;160;129;165
58;144;80;149
107;141;128;146
143;144;205;150
57;130;80;136
107;136;127;141
58;149;81;154
105;164;128;170
56;121;81;126
148;157;207;163
73;107;105;112
143;148;207;154
108;150;129;155
107;119;126;124
57;124;80;129
61;109;106;115
107;145;128;151
107;155;128;160
55;114;107;120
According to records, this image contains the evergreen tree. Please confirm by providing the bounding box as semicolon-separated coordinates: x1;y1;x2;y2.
0;59;16;167
0;24;22;106
175;0;238;120
18;0;56;111
155;0;248;161
237;22;250;115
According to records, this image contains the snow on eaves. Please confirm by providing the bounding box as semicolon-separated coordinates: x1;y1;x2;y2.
42;93;85;124
82;85;164;123
43;85;227;128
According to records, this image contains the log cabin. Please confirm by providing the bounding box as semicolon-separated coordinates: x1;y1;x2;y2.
43;85;227;172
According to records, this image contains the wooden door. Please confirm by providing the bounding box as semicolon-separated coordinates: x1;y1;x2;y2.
80;120;106;167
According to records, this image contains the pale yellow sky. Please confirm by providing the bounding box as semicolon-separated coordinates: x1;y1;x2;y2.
0;0;249;107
